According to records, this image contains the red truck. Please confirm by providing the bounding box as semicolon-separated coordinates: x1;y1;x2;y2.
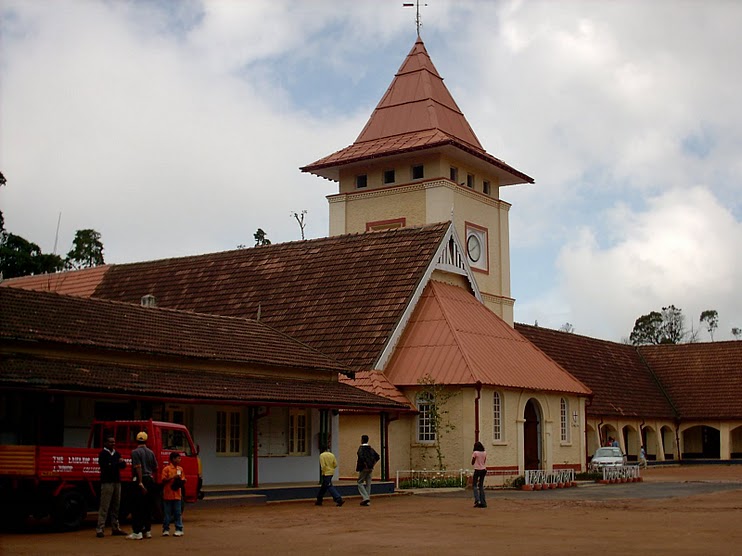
0;419;202;530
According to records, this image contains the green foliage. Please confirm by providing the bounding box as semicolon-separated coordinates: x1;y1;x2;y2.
253;228;271;246
732;327;742;341
0;233;64;278
398;470;467;489
630;305;686;345
65;229;104;270
509;475;526;489
699;309;719;341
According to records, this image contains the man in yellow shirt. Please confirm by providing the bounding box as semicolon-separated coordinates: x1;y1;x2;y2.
315;444;344;507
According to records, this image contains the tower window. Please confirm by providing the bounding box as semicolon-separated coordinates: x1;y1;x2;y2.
449;167;458;182
383;169;395;184
483;180;491;195
411;164;424;180
355;174;367;189
467;173;475;189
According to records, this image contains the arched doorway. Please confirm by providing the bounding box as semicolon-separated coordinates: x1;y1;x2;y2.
682;425;720;459
523;399;542;470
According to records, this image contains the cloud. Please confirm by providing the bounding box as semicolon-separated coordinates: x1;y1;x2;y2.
556;187;742;341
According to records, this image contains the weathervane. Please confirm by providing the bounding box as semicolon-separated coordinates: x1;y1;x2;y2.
403;0;428;36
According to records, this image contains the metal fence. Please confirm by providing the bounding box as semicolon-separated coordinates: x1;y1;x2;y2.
395;469;468;489
524;468;576;486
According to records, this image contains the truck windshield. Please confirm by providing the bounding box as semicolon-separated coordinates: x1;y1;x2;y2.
162;428;193;456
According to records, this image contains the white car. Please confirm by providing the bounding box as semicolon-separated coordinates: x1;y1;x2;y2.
590;447;627;470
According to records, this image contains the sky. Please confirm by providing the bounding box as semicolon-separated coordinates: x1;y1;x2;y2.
1;0;741;343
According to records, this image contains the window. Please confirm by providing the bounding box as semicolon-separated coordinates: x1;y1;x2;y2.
355;174;367;188
216;409;242;455
366;218;406;232
493;391;502;441
416;392;436;442
560;398;569;442
467;173;475;189
449;166;458;182
289;408;310;455
483;180;491;195
383;169;395;184
411;164;424;180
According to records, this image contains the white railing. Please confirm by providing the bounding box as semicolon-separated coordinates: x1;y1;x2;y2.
524;468;575;486
602;465;641;482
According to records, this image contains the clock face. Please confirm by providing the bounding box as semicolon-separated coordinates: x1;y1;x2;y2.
467;234;482;262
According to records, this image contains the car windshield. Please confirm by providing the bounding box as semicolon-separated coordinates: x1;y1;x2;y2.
594;447;621;458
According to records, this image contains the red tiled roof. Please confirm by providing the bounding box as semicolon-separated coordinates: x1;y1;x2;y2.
340;370;414;409
638;342;742;420
1;286;350;375
4;224;450;373
0;354;407;411
515;323;676;419
301;38;533;185
1;264;109;296
385;282;591;395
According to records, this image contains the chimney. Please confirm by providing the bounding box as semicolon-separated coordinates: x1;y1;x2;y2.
141;294;157;308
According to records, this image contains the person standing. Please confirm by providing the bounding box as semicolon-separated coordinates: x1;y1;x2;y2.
639;446;648;469
96;436;128;538
161;452;186;537
315;444;344;507
471;441;487;508
356;435;380;506
127;431;158;540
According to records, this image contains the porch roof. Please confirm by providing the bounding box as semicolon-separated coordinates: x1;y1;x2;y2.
0;354;410;411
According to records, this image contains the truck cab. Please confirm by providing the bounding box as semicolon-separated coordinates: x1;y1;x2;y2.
89;420;202;503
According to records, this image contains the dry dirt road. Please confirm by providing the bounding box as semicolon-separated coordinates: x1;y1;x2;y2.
3;465;741;556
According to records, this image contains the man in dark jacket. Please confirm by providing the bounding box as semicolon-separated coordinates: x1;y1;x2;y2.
96;436;128;538
127;431;158;540
356;435;380;506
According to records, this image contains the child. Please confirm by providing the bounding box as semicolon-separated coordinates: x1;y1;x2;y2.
161;452;186;537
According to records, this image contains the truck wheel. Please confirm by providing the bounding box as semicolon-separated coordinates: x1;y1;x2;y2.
53;490;87;530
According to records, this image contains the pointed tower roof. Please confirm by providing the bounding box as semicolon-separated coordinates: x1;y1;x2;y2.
302;38;533;185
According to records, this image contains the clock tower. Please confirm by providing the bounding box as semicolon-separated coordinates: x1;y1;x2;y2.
302;37;533;325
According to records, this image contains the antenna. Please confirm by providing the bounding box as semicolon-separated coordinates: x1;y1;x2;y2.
52;212;62;254
403;0;428;36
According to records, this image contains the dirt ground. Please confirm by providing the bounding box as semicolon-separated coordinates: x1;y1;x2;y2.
3;465;742;555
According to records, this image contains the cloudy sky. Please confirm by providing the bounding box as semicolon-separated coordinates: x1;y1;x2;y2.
1;0;740;342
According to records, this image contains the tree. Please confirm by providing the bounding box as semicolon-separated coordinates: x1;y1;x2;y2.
65;229;104;270
699;309;719;341
0;233;64;278
253;228;271;247
291;210;307;240
732;328;742;341
629;305;686;345
559;322;575;333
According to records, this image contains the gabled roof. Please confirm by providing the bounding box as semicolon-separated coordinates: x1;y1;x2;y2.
4;223;451;373
385;281;591;395
0;286;349;375
638;342;742;420
340;370;414;409
301;38;533;185
515;323;678;419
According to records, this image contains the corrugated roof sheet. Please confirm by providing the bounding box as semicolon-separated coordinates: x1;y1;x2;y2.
638;342;742;420
1;287;350;374
385;281;591;395
340;370;413;409
301;38;533;185
515;323;678;419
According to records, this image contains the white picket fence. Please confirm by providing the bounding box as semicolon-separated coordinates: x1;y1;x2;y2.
524;468;576;487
